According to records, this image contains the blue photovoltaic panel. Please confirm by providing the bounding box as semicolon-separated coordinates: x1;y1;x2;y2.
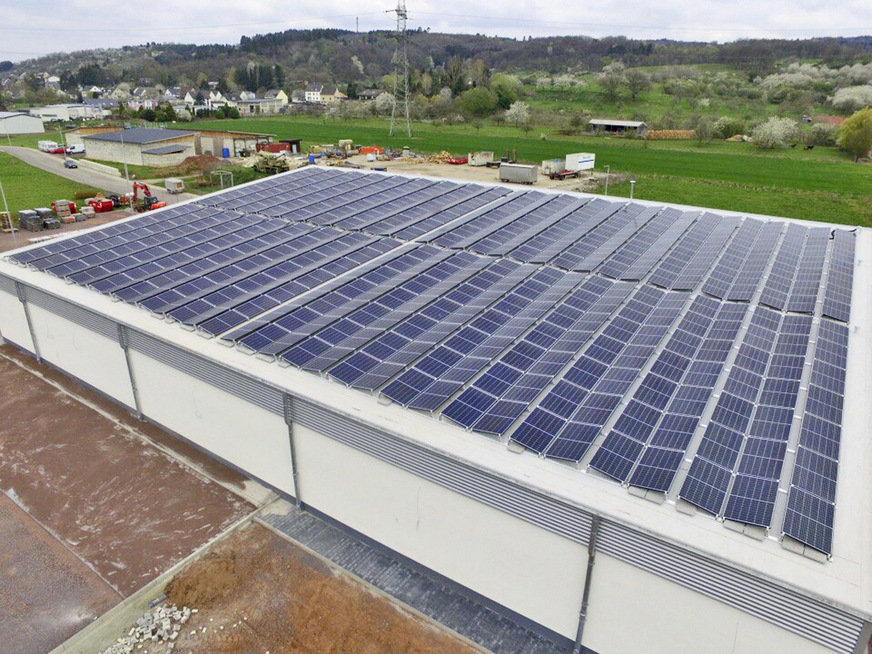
822;230;855;323
782;319;849;555
5;167;855;556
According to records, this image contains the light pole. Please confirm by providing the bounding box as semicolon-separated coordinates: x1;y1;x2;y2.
629;179;636;200
0;180;17;248
603;164;610;196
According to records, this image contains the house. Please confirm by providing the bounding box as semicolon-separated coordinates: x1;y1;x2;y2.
81;97;119;117
239;91;257;101
290;89;306;104
321;87;348;104
44;75;60;90
236;97;284;116
110;86;131;101
305;83;324;103
358;89;382;101
81;127;195;167
265;89;289;107
0;111;45;135
588;119;648;137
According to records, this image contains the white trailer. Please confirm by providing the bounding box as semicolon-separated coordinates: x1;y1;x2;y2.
38;140;59;152
499;163;538;185
565;152;596;171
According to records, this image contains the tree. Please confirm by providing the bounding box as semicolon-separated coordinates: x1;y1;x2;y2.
490;73;521;109
838;107;872;161
752;117;798;149
694;115;714;145
505;101;531;131
625;70;650;101
458;87;497;117
600;61;626;101
274;64;285;88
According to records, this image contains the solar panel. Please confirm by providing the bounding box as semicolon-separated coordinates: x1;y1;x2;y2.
5;166;856;557
822;230;855;323
782;319;848;555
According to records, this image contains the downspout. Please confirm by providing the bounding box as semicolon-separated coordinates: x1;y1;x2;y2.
574;515;602;654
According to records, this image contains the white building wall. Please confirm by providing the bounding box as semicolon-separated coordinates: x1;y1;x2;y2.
0;289;34;351
82;139;145;166
584;552;832;654
26;304;135;408
292;423;588;639
0;114;45;135
128;351;295;496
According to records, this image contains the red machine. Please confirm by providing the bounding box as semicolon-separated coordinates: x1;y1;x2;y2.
87;198;115;213
132;182;167;213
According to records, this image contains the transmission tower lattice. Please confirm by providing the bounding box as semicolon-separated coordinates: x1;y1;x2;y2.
389;0;411;137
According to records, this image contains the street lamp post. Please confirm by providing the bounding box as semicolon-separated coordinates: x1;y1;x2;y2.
604;165;610;196
0;180;17;248
630;179;636;200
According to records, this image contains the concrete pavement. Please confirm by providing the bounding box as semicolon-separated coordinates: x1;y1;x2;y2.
0;146;198;205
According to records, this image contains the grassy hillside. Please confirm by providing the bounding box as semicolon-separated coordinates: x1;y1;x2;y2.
201;115;872;225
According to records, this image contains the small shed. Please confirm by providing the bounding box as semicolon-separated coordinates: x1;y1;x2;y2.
588;119;648;137
0;111;45;135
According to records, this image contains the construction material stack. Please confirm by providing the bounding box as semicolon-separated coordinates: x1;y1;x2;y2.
18;209;41;232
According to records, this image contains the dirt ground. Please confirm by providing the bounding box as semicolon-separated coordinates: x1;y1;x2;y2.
0;346;257;651
343;153;608;194
0;209;132;254
161;522;479;654
0;492;120;654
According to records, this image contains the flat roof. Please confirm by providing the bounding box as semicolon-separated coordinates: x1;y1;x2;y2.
83;127;195;145
1;167;868;623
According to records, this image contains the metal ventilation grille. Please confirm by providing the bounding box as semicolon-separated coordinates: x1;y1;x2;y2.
0;273;16;295
125;329;284;416
596;520;864;653
288;394;594;544
23;286;118;340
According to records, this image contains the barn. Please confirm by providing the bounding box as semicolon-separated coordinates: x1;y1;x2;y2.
0;167;868;654
0;111;45;135
81;127;195;167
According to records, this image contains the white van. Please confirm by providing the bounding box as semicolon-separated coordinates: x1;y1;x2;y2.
65;144;85;155
38;140;59;152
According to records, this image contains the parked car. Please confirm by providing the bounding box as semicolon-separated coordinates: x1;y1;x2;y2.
65;144;85;155
50;146;66;154
64;158;78;169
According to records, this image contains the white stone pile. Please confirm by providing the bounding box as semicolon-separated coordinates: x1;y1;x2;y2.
99;604;197;654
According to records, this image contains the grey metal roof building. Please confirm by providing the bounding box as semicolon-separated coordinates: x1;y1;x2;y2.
0;167;868;654
83;127;195;144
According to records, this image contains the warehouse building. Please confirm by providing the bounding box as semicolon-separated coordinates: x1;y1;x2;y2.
81;127;195;167
0;111;45;135
173;128;274;158
0;168;868;654
588;118;648;137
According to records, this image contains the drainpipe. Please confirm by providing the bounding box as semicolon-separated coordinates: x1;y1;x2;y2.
573;515;602;654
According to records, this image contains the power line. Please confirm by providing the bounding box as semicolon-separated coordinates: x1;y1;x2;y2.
0;12;386;34
413;11;872;34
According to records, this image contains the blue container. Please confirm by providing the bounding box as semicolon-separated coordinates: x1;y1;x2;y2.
222;147;230;158
308;153;316;164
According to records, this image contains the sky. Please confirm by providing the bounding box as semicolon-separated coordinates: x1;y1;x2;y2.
1;0;870;63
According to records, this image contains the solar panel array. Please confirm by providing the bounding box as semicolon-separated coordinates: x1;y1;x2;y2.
6;167;857;556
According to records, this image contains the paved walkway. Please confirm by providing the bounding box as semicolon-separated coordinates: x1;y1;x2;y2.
0;145;198;205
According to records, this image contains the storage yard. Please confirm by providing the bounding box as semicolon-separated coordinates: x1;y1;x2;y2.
1;164;869;654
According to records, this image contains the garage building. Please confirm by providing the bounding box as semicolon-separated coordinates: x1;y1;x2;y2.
0;167;869;654
81;127;195;167
0;111;45;135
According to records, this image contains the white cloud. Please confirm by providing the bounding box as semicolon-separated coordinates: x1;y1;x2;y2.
0;0;869;62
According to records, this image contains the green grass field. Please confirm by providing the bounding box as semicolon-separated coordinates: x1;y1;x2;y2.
0;152;104;219
200;115;872;225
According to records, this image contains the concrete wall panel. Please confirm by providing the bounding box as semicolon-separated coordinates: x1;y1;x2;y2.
0;288;34;352
292;423;587;639
27;304;134;408
584;552;830;654
129;350;294;495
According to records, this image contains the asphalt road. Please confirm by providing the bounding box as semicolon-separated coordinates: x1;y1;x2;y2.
0;145;198;205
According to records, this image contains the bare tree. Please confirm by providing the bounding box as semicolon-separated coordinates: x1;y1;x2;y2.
600;62;626;102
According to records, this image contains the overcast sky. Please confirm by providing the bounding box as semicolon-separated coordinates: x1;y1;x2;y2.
1;0;870;63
